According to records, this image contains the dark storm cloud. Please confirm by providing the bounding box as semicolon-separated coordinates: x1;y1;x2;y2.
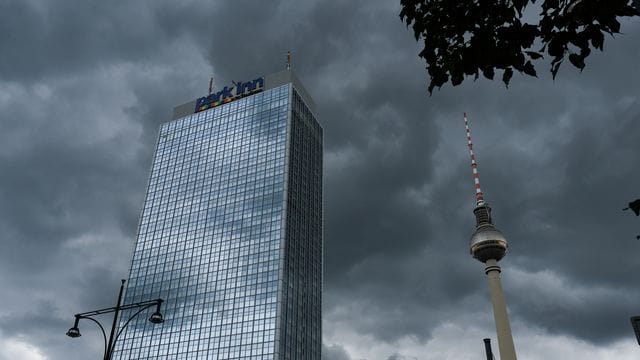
493;89;640;342
428;30;640;343
0;76;147;271
1;0;639;358
323;344;353;360
0;1;215;358
387;355;418;360
0;1;214;82
311;10;640;350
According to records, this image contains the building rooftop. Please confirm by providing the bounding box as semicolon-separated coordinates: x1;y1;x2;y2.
171;70;316;121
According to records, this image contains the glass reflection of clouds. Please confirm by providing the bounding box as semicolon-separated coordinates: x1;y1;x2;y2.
113;85;290;360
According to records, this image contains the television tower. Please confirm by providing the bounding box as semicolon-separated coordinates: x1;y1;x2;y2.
463;112;517;360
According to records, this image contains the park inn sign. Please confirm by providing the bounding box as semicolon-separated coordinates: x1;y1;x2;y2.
195;77;265;112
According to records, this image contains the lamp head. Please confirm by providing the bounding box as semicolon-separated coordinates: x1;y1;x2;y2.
66;326;81;338
149;299;164;324
66;316;81;338
149;312;164;324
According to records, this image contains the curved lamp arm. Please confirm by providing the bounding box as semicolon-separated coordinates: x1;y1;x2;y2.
77;315;108;359
68;296;164;360
113;300;162;347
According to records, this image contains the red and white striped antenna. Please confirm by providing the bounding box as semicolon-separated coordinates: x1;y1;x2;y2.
464;112;485;206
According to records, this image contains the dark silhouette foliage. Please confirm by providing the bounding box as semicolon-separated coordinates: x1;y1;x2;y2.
624;199;640;216
399;0;639;93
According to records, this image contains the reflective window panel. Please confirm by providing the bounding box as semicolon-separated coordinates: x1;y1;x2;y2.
112;83;322;360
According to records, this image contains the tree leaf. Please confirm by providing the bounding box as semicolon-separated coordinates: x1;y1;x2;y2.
502;67;514;87
550;60;562;79
523;61;537;77
525;51;544;59
482;67;495;80
590;28;605;50
451;70;464;86
568;53;585;70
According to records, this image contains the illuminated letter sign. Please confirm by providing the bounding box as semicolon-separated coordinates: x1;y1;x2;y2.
195;77;265;112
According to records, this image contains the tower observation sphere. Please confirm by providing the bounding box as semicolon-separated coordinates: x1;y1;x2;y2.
470;203;508;263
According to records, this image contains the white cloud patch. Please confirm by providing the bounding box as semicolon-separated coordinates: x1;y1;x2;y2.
324;317;640;360
0;334;47;360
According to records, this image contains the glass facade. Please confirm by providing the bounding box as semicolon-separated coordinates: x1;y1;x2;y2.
278;90;322;360
112;81;322;360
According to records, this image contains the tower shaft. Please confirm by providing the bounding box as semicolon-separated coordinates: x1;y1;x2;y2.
485;259;517;360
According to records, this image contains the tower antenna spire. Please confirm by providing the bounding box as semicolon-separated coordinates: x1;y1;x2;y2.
208;76;214;95
286;51;292;70
464;112;485;206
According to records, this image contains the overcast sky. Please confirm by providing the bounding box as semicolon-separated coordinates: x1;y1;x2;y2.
1;1;639;359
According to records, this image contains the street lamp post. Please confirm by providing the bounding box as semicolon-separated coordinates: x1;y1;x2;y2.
630;316;640;346
483;338;495;360
66;279;164;360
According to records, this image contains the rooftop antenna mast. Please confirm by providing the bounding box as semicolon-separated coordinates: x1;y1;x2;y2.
208;76;214;95
464;112;517;360
286;51;292;70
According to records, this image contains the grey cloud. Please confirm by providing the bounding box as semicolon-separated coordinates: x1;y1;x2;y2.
1;0;639;358
386;354;418;360
323;344;353;360
0;1;213;82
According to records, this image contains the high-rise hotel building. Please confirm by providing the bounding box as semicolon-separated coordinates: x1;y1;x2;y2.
112;70;322;360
